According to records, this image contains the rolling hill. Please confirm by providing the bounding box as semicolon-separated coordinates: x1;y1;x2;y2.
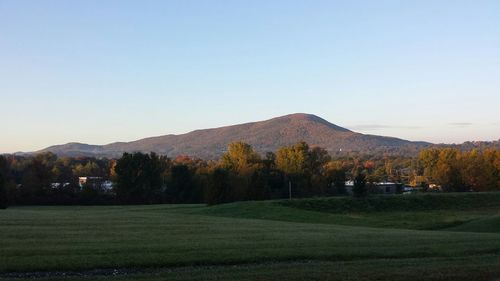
39;113;430;158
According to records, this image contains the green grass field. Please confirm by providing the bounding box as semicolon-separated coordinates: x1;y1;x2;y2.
1;193;500;281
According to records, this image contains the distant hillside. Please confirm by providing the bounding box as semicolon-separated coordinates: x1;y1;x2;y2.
39;113;431;159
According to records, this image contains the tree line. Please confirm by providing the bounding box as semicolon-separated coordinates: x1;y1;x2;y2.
0;142;498;208
417;147;499;192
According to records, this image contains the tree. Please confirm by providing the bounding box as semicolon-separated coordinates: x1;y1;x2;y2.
352;171;367;197
114;152;166;204
219;142;262;201
168;165;198;203
433;148;465;192
308;146;331;175
462;149;496;191
0;162;7;209
20;158;53;204
256;154;287;199
483;148;500;190
368;166;387;183
308;146;331;196
0;156;8;207
72;161;102;177
52;157;76;184
248;170;271;200
263;152;276;170
275;142;312;197
220;142;260;175
327;168;347;195
206;168;232;205
418;148;441;182
275;142;309;176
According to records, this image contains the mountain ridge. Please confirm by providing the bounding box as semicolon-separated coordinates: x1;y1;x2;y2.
39;113;431;158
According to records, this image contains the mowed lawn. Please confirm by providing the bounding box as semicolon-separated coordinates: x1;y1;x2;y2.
1;193;500;280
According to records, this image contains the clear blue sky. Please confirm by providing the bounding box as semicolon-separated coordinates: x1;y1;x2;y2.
1;0;499;153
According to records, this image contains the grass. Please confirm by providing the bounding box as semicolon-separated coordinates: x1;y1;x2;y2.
1;192;500;280
180;194;500;231
279;192;500;213
446;214;500;232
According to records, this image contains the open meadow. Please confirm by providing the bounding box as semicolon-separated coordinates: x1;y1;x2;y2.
1;193;500;281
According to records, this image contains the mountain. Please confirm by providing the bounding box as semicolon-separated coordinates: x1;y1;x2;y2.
39;113;431;158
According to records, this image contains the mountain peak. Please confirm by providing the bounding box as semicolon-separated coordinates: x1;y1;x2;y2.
38;113;429;158
275;113;324;122
273;113;351;132
282;113;318;119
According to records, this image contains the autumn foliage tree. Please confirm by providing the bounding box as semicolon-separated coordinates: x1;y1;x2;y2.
324;162;347;195
2;142;498;207
220;142;261;175
418;147;499;191
276;142;332;197
462;149;498;191
220;142;262;200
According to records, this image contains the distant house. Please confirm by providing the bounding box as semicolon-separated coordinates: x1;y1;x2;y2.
50;182;71;189
345;180;354;194
428;184;442;192
373;182;400;194
78;177;102;187
403;186;418;194
345;181;402;195
78;177;113;192
101;180;113;191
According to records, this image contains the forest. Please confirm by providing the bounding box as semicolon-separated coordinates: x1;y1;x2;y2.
0;141;498;207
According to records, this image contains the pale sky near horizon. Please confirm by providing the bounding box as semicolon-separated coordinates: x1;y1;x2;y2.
1;0;499;153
